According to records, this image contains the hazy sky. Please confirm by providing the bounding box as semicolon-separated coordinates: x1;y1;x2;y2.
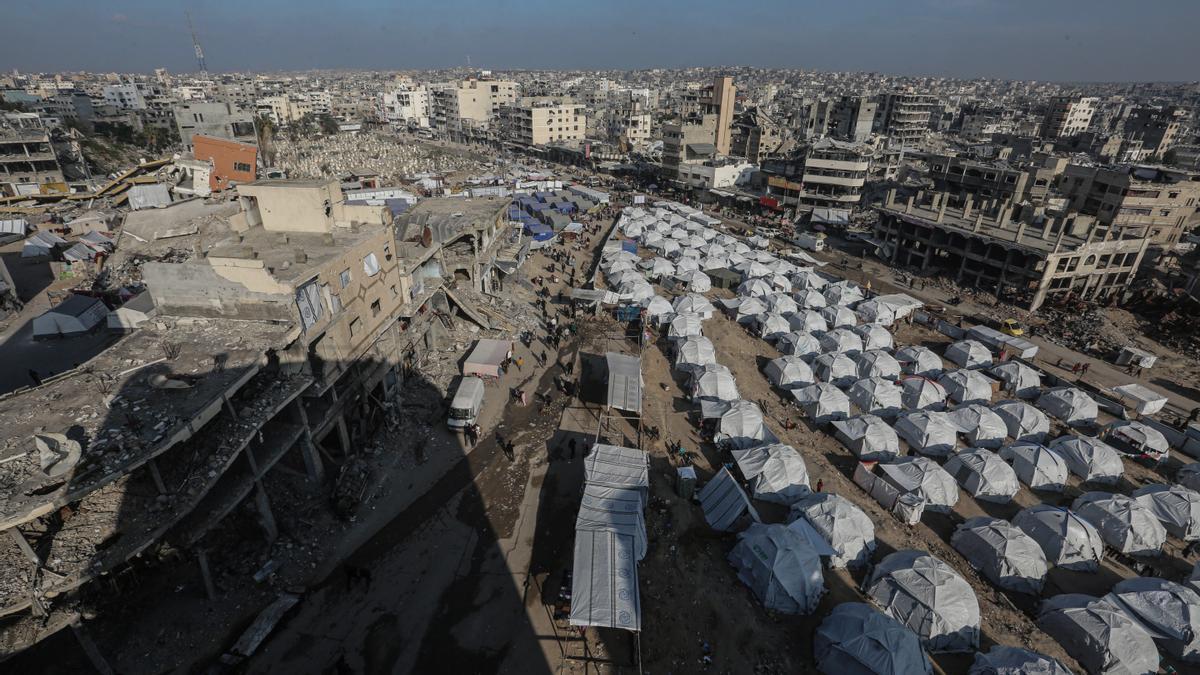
3;0;1197;81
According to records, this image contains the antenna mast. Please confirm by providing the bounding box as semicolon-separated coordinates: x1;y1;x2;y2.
186;11;208;77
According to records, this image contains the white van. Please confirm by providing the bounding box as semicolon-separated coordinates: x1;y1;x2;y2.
793;232;826;252
447;376;485;431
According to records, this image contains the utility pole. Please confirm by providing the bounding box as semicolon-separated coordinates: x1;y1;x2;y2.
186;11;208;78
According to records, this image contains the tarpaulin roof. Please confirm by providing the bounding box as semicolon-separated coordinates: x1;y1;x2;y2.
1105;577;1200;662
672;293;714;316
895;411;962;457
728;523;825;614
605;352;643;413
794;290;828;311
1050;435;1124;486
1037;387;1099;426
937;369;995;405
855;349;902;381
642;295;674;317
819;305;859;330
583;444;649;496
847;377;903;419
463;339;511;378
992;400;1051;443
777;331;823;359
877;457;959;512
1132;483;1200;541
814;602;932;675
1073;491;1166;556
989;361;1042;399
1108;420;1170;459
698;467;760;532
854;323;894;351
900;377;948;412
947;404;1008;448
1000;443;1069;492
570;529;641;631
717;400;778;449
951;516;1048;594
831;414;901;461
764;356;815;390
945;340;993;369
813;352;859;388
731;444;811;505
896;345;944;378
674;336;717;373
791;383;851;424
576;484;647;561
1013;505;1105;572
789;493;876;569
968;646;1071;675
1111;383;1168;416
1038;594;1158;675
866;550;981;653
945;448;1020;504
692;367;740;402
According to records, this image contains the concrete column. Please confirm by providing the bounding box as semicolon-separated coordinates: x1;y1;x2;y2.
254;483;278;542
335;414;351;453
974;214;984;232
1015;223;1027;243
936;198;947;223
956;255;970;282
196;549;218;600
905;196;914;214
298;434;325;483
7;527;40;564
146;458;168;494
886;188;896;207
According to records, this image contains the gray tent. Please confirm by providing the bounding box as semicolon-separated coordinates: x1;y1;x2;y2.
865;550;981;653
814;602;932;675
1038;594;1158;675
951;516;1048;594
1050;435;1124;486
731;444;811;505
570;529;641;631
847;377;904;419
945;448;1020;503
989;362;1042;399
1106;577;1200;662
820;305;859;329
900;377;948;412
854;323;894;351
896;345;944;378
699;467;760;532
605;352;643;413
1132;484;1200;541
1107;420;1171;463
968;646;1071;675
938;369;995;405
1180;463;1200;493
667;312;704;340
895;411;962;457
672;293;715;318
692;365;740;401
674;336;717;373
999;443;1070;492
788;307;827;332
992;400;1051;443
817;327;864;355
576;484;647;561
754;312;792;341
814;352;859;388
1013;505;1105;572
855;349;902;380
1073;491;1167;557
792;383;851;424
945;340;993;369
947;404;1008;448
1037;387;1100;426
877;457;959;512
583;444;650;503
763;356;815;390
832;415;902;461
728;523;826;614
776;331;823;359
789;493;876;569
717;400;778;449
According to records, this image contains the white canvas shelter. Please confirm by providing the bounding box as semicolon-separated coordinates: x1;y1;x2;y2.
847;377;903;418
947;404;1008;448
1073;491;1167;556
968;647;1071;675
701;254;729;270
895;411;962;457
618;279;655;302
21;230;66;257
938;369;994;404
1013;505;1105;571
728;522;827;614
990;361;1042;399
732;444;811;505
854;323;894;351
463;339;512;378
814;602;933;675
854;299;900;327
813;352;859;388
699;467;760;532
692;366;740;401
865;550;981;653
605;353;642;414
606;269;642;288
667;313;704;340
855;349;901;380
730;297;768;323
792;383;851;424
1106;577;1200;662
673;270;712;292
1107;420;1170;462
819;305;858;329
737;276;774;295
824;283;865;307
674;336;717;373
583;444;650;501
792;271;827;291
32;294;108;338
776;331;823;359
717;400;777;449
570;529;641;631
754;312;792;341
673;256;701;273
576;484;647;561
876;457;959;512
1037;387;1099;426
900;377;948;411
951;516;1048;594
1050;435;1124;486
764;293;799;316
944;448;1020;503
817;328;864;355
832;415;901;461
788;308;827;333
1132;484;1200;541
790;493;876;569
992;400;1051;443
1111;383;1169;416
639;257;675;279
945;340;993;369
642;295;674;320
1037;594;1158;675
896;345;944;377
794;289;828;310
673;293;714;318
1000;443;1070;492
764;356;815;390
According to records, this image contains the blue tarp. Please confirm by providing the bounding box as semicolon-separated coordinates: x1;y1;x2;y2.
621;240;638;254
526;223;555;241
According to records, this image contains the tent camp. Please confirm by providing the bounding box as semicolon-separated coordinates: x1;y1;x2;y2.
847;377;904;419
947;404;1008;448
865;550;981;653
1106;577;1200;662
938;369;995;405
895;411;962;457
832;415;902;461
692;365;740;401
876;456;959;512
576;484;647;561
991;400;1051;443
732;444;811;505
989;361;1042;399
1111;383;1169;416
604;352;642;413
763;356;816;390
1106;420;1170;463
672;293;715;318
674;336;717;373
792;383;851;424
1050;435;1124;486
1073;491;1167;556
999;443;1070;492
817;327;864;355
951;516;1048;594
642;295;675;321
968;647;1071;675
776;331;823;359
31;294;108;339
792;270;828;291
788;307;827;332
854;323;894;351
854;299;901;327
900;377;948;412
945;340;993;369
896;345;944;378
790;493;876;569
698;467;760;532
639;257;675;280
794;289;828;311
1038;594;1158;675
463;338;512;378
819;305;859;330
728;523;826;614
813;352;859;388
673;269;712;292
754;312;792;341
1013;505;1105;572
764;293;799;316
855;349;902;381
1132;483;1200;541
814;602;932;675
824;282;865;307
583;444;650;503
945;448;1020;503
716;400;778;449
570;529;641;631
1037;387;1099;426
667;313;704;340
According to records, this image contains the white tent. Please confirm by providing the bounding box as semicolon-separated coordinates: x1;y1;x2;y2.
764;356;816;390
853;323;894;351
1038;594;1158;675
1107;420;1170;463
824;282;865;307
855;349;902;380
989;361;1042;399
876;457;959;512
1132;483;1200;541
814;602;933;675
576;484;647;561
673;293;715;319
1112;383;1168;416
865;550;980;653
583;444;649;501
854;299;900;327
991;400;1051;443
1050;435;1124;486
728;296;768;323
1037;387;1099;426
639;257;676;279
728;523;826;614
776;331;823;360
642;295;675;321
813;352;859;388
968;647;1071;675
895;411;962;457
618;279;656;303
737;276;774;295
1073;491;1167;556
792;383;851;424
717;400;777;450
945;340;993;369
951;516;1048;594
792;270;827;291
674;336;717;373
674;256;701;273
787;308;827;333
1013;505;1105;571
945;448;1020;503
764;293;799;316
832;415;902;461
819;305;858;329
794;289;828;311
847;377;903;419
817;328;864;355
32;294;108;338
699;467;760;532
900;377;948;412
1000;443;1070;492
673;270;712;292
947;404;1008;448
896;345;944;377
754;312;792;341
732;444;811;505
937;369;994;405
570;529;641;631
667;313;704;340
1106;577;1200;663
790;493;876;569
692;365;740;401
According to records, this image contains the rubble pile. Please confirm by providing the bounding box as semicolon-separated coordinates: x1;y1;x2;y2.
273;132;487;183
1035;305;1122;356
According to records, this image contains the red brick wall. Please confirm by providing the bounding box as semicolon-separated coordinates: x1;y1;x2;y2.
193;135;258;192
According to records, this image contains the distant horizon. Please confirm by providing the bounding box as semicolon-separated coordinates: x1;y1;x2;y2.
3;0;1199;82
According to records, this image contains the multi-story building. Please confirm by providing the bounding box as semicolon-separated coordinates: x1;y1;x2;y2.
101;83;147;111
926;153;1058;203
661;115;718;179
1122;106;1182;159
381;86;429;128
174;101;256;151
1059;163;1200;247
1041;96;1096;139
876;91;937;146
606;95;652;150
729;107;787;163
429;79;518;135
763;139;871;211
500;98;585;147
829;96;877;142
0;127;65;197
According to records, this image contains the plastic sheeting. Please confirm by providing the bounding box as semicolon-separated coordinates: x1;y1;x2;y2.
877;457;959;512
1106;577;1200;662
945;340;993;369
820;305;859;330
1037;387;1100;426
945;448;1020;503
1132;484;1200;541
813;352;859;388
570;529;641;631
728;523;826;614
1107;420;1170;462
1050;435;1124;486
583;444;649;501
790;493;876;569
1038;594;1158;675
674;336;717;373
794;290;828;311
1014;505;1105;572
938;369;995;405
642;295;674;319
673;293;714;318
865;550;981;653
731;444;811;505
814;602;932;675
895;411;962;457
847;377;903;419
717;400;777;450
817;328;864;355
763;356;815;390
947;404;1008;448
992;400;1051;443
832;415;902;461
1073;491;1167;556
901;377;948;412
698;467;760;532
1000;443;1070;492
989;362;1042;399
968;646;1071;675
951;516;1048;594
692;366;740;402
856;349;902;380
896;345;944;377
667;313;704;340
576;484;647;561
854;323;894;351
755;312;792;341
776;331;823;359
792;383;851;424
605;352;642;414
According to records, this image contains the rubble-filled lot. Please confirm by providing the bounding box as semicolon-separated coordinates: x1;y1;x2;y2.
272;131;491;183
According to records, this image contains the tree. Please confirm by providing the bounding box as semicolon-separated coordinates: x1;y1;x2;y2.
318;114;340;135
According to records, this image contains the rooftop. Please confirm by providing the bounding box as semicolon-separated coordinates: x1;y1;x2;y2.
205;221;387;284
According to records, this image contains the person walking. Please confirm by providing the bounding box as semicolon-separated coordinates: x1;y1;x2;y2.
519;389;528;406
1080;362;1090;376
516;356;525;371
